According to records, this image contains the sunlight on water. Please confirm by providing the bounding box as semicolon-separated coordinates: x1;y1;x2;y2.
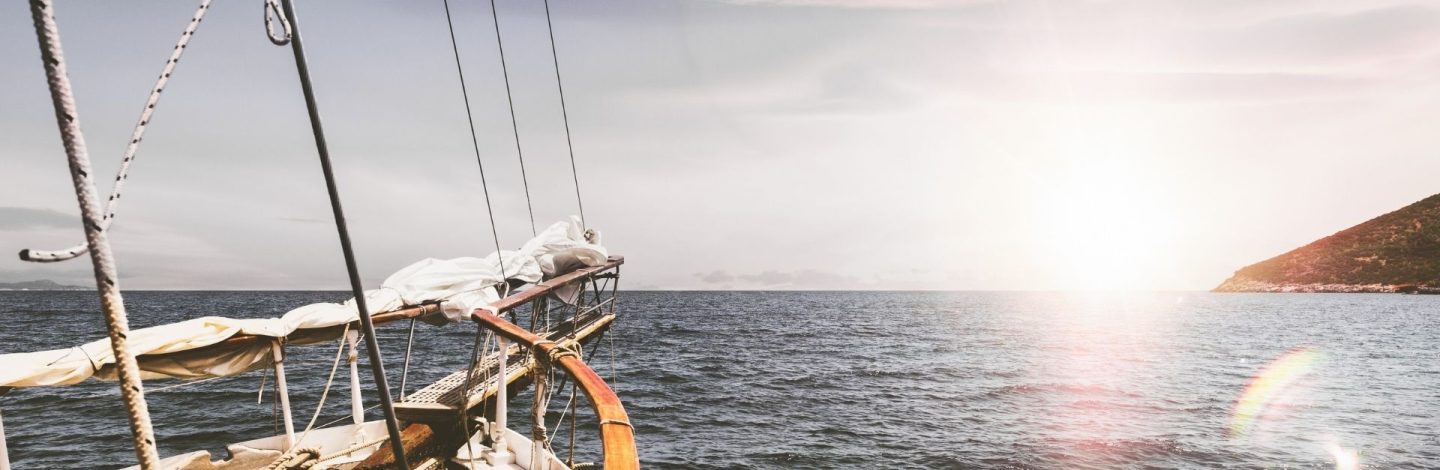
1;292;1436;468
1327;442;1360;470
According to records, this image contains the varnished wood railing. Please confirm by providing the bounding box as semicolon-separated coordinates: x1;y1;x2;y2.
472;310;639;470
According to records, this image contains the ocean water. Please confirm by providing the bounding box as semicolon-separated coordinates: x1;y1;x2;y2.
0;291;1437;469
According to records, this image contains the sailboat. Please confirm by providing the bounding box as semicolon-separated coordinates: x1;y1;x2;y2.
1;0;637;469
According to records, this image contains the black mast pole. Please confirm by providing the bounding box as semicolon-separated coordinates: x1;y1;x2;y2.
275;0;407;466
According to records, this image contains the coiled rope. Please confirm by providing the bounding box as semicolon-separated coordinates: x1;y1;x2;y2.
28;0;162;468
20;0;213;263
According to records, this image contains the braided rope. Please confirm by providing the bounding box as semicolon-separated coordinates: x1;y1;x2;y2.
21;0;212;263
28;1;161;468
263;447;319;470
264;0;292;46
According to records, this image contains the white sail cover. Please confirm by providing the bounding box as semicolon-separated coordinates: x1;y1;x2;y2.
0;217;605;388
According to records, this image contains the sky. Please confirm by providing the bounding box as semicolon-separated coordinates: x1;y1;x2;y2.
2;0;1439;291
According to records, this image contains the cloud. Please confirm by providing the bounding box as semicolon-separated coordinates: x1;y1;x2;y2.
719;0;992;9
695;270;735;283
736;269;865;289
0;207;77;231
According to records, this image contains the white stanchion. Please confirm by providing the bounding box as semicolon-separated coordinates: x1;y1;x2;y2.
346;330;364;426
270;341;296;449
0;407;10;470
487;337;514;466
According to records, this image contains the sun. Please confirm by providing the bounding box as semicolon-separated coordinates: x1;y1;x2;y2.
1035;142;1179;291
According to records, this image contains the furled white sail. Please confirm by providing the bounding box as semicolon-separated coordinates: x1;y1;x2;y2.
0;217;604;388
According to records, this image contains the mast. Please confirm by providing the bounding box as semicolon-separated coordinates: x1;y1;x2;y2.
274;0;408;466
27;1;162;468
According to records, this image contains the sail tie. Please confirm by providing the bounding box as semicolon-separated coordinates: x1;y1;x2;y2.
20;0;213;263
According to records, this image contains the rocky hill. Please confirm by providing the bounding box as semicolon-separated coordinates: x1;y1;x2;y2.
1215;193;1440;293
0;279;87;291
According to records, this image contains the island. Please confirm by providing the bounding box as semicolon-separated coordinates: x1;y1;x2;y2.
0;279;87;291
1215;193;1440;293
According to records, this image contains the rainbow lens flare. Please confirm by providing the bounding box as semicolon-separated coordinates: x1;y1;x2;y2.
1228;346;1322;439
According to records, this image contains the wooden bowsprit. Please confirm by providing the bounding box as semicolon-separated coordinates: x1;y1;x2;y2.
359;256;625;469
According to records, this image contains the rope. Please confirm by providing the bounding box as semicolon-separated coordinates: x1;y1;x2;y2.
263;447;319;470
264;324;348;470
316;436;387;463
270;0;407;465
29;1;162;468
147;374;228;394
318;404;379;429
542;0;587;230
257;365;270;403
488;0;537;236
441;0;510;279
263;0;291;46
20;0;212;263
531;359;549;461
457;325;489;467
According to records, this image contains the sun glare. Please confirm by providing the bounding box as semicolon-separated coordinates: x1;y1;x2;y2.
1036;140;1178;290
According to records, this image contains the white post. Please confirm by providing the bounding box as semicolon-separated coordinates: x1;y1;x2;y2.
0;407;10;470
346;330;364;426
270;341;296;449
485;337;512;465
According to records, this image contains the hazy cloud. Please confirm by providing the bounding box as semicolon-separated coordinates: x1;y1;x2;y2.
720;0;993;9
695;270;735;283
737;269;864;289
3;1;1439;290
0;207;77;231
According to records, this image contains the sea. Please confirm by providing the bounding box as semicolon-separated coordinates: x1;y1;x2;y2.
0;291;1436;469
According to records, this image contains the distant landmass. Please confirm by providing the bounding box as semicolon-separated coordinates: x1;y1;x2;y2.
0;279;87;291
1215;194;1440;293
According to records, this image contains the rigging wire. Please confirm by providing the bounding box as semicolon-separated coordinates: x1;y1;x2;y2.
488;0;537;236
542;0;587;230
442;0;509;278
270;0;407;465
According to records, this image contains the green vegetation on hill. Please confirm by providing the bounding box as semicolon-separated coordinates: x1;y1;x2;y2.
1216;193;1440;292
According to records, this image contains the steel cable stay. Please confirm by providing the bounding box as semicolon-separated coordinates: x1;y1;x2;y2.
442;0;510;282
441;1;516;465
267;0;409;466
487;0;538;237
542;0;588;230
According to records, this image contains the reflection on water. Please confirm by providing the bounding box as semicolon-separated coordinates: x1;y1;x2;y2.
0;291;1436;469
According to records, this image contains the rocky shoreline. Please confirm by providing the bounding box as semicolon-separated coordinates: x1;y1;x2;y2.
1213;277;1440;294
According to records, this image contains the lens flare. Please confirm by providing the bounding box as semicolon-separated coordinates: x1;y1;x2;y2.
1228;346;1321;438
1327;443;1360;470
